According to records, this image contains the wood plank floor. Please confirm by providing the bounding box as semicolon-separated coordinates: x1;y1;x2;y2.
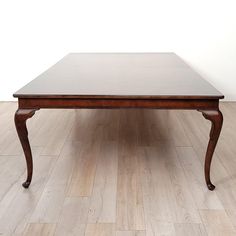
0;102;236;235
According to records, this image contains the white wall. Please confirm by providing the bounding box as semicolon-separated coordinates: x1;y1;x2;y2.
0;0;235;101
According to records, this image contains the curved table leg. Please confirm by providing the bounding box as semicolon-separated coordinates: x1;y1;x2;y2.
15;109;37;188
200;110;223;190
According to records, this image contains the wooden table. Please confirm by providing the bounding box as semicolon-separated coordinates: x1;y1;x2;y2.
13;53;224;190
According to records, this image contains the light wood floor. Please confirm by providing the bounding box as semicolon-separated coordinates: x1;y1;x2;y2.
0;102;236;236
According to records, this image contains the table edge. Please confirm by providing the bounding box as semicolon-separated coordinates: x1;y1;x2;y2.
13;94;224;100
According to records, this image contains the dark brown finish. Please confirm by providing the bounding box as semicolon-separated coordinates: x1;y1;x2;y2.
14;53;223;100
200;110;223;190
14;109;38;188
18;98;219;110
13;53;224;190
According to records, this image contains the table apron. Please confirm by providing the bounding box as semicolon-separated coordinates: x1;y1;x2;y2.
18;98;219;110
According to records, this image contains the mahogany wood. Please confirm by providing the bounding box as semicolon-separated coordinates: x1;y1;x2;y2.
13;53;224;190
200;110;223;190
18;98;219;110
14;109;38;188
13;53;223;100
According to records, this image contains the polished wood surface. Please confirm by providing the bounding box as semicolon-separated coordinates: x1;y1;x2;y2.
13;53;224;190
1;102;236;235
14;53;223;99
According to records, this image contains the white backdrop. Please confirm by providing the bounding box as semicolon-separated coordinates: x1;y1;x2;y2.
0;0;235;101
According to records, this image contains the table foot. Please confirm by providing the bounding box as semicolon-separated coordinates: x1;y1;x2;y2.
207;183;215;191
200;110;223;191
15;109;38;188
22;180;31;188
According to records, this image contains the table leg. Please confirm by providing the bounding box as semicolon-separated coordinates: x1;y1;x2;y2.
200;110;223;190
15;109;37;188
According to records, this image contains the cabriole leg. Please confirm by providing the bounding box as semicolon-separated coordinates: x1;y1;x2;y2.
200;110;223;190
15;109;37;188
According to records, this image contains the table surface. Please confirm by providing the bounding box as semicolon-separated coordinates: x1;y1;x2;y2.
14;53;223;99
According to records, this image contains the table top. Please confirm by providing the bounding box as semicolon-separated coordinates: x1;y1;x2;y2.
14;53;224;100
